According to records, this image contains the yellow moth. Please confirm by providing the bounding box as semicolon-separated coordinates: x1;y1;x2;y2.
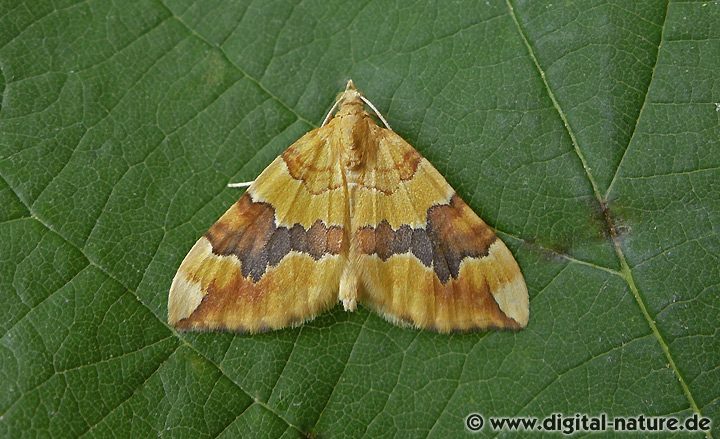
169;81;529;333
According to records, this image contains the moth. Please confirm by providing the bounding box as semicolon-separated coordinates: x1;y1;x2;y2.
168;81;529;333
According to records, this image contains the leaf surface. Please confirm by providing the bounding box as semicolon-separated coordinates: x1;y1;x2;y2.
1;0;717;437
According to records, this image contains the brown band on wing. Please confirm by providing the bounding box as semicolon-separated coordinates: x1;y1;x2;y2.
356;195;496;283
281;130;422;195
173;248;341;332
354;142;423;195
395;148;422;181
175;269;304;333
280;132;343;194
205;193;343;282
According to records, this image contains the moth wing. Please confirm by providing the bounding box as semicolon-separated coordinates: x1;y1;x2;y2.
352;127;528;332
169;126;347;332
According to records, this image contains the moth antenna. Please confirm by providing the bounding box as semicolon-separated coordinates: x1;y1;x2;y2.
235;84;390;187
321;98;342;127
227;181;254;188
360;95;391;130
321;93;392;130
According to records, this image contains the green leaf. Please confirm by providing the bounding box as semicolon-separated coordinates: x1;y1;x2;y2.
1;0;717;437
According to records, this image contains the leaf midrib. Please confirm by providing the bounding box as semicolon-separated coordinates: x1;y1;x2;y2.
1;1;708;436
505;2;709;438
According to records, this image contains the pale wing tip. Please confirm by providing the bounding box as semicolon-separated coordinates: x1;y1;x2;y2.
167;273;204;327
493;274;530;328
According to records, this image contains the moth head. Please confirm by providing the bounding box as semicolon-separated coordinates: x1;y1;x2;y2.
336;79;363;108
322;79;391;131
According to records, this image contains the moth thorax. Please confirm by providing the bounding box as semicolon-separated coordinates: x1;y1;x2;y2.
338;112;368;170
343;149;363;170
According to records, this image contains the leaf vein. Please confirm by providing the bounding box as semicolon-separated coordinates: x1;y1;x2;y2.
604;1;671;199
156;0;317;129
0;185;306;436
506;2;709;432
